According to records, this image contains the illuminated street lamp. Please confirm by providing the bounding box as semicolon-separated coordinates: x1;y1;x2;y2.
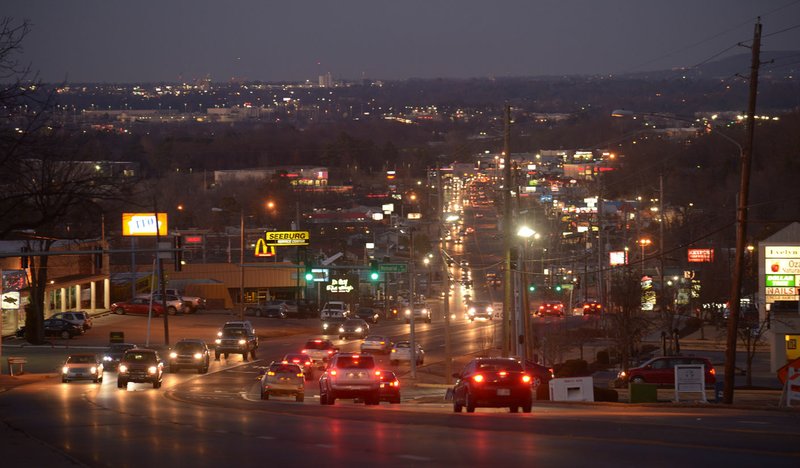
638;238;652;275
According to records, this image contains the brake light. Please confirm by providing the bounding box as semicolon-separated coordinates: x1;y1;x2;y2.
330;370;337;376
291;359;300;363
473;374;484;383
314;340;322;343
301;349;308;354
709;368;716;375
522;375;532;383
327;350;334;354
498;371;507;377
353;354;360;359
375;370;381;376
380;341;385;345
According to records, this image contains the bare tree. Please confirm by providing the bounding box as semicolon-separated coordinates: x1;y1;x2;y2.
606;267;653;371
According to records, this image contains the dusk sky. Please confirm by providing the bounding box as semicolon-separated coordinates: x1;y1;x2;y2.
6;1;800;83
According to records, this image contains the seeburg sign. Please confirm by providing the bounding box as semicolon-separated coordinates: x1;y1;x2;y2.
254;231;310;257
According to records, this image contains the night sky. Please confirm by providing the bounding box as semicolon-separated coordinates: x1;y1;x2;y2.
6;1;800;83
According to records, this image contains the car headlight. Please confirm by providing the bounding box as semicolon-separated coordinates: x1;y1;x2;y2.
90;366;97;374
238;339;246;345
62;366;69;374
618;371;627;379
405;309;411;315
217;331;223;337
323;323;329;330
355;327;362;333
422;309;428;315
103;356;112;361
487;307;494;313
169;352;178;359
468;308;476;315
148;366;158;374
193;353;203;360
215;338;221;345
339;327;345;333
119;365;128;373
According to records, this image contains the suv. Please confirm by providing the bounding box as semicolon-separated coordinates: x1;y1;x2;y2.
117;349;164;389
168;339;210;374
215;328;258;361
320;301;349;319
319;353;381;406
260;361;305;402
618;356;716;387
466;301;494;321
217;321;258;348
301;339;339;368
51;311;93;331
537;301;565;317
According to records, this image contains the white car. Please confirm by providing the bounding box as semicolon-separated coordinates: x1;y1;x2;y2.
62;353;104;383
136;293;187;315
390;341;424;366
404;303;432;324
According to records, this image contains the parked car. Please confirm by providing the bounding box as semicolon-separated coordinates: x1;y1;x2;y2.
34;318;84;339
617;356;716;387
168;339;210;374
118;349;164;389
260;361;305;402
537;300;565;317
111;298;165;316
452;357;533;413
390;341;424;366
149;293;187;315
51;311;92;331
522;360;554;388
361;335;392;354
319;353;381;406
353;307;380;324
163;288;206;312
245;301;289;318
102;343;137;370
61;354;104;383
338;318;370;340
379;370;401;404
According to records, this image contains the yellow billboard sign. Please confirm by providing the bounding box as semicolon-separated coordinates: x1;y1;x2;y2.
254;239;276;257
122;213;168;236
265;231;309;246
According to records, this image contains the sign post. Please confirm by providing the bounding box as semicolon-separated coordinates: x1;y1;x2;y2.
674;364;708;403
379;263;408;273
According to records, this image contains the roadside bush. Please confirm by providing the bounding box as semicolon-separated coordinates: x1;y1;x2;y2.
554;359;590;377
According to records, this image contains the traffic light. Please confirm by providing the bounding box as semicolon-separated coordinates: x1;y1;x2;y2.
173;236;183;272
304;267;314;282
369;261;380;281
528;284;536;292
554;284;563;292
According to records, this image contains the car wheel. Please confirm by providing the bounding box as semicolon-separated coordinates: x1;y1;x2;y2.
242;353;248;362
296;393;304;403
115;308;126;315
391;397;401;404
327;389;336;405
631;376;645;384
197;366;205;374
250;348;256;359
95;376;103;384
339;336;345;340
215;352;221;361
168;306;177;315
453;399;463;413
117;380;127;389
261;390;269;400
62;377;68;383
427;319;432;324
153;380;159;389
465;392;476;413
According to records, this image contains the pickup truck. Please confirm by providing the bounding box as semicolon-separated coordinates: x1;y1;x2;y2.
164;288;206;312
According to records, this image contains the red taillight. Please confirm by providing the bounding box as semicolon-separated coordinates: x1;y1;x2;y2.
522;375;532;384
327;350;334;354
709;368;716;375
548;368;554;378
473;374;484;383
291;359;300;363
375;370;381;376
539;305;544;310
498;371;507;377
330;370;337;376
301;349;308;354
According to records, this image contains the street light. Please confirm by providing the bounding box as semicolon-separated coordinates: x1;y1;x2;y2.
638;238;652;275
516;225;538;360
212;207;245;320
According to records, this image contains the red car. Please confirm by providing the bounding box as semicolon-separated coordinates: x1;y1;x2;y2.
379;370;401;404
581;301;603;316
452;357;533;413
282;353;315;380
111;297;165;316
537;301;564;317
618;356;716;387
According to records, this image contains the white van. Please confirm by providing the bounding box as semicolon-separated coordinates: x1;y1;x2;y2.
320;301;349;319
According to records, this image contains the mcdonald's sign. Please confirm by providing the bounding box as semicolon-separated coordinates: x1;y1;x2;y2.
254;238;276;257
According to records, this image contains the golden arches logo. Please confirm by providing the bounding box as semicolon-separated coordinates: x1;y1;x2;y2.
254;238;275;257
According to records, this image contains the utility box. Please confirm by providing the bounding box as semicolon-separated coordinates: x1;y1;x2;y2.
549;377;594;402
629;382;658;403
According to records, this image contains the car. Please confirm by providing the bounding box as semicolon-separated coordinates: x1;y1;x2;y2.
338;318;370;340
353;307;380;324
163;288;205;313
617;356;716;387
390;341;424;366
62;354;104;383
168;339;210;374
246;301;289;318
522;360;554;389
117;349;164;389
102;343;137;370
301;339;339;368
320;301;349;318
467;301;494;321
319;353;381;406
537;300;565;317
260;361;305;402
321;314;348;334
40;318;83;339
451;357;533;413
379;370;401;404
214;327;257;361
51;311;92;331
404;303;432;324
282;353;315;380
111;297;165;316
149;293;188;315
361;335;392;354
580;300;603;316
216;321;258;348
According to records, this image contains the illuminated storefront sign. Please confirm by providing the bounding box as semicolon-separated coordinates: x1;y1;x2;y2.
765;245;800;303
687;248;714;263
122;213;168;236
609;251;627;266
326;278;354;293
265;231;309;246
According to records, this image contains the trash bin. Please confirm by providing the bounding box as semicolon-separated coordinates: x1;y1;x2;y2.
714;382;724;403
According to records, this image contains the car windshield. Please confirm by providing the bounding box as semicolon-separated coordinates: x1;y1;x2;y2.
284;354;308;362
395;342;410;348
270;364;301;374
223;329;247;338
67;355;95;364
336;356;375;369
175;342;203;352
109;344;135;353
124;352;157;363
305;340;331;350
344;320;363;326
365;336;385;341
476;360;523;372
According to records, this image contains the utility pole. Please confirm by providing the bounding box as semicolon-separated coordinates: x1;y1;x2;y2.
153;201;169;346
502;104;513;357
409;228;417;379
659;174;666;323
439;165;453;383
724;18;761;404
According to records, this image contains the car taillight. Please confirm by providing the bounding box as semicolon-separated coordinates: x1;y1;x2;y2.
375;370;381;376
291;359;300;363
522;375;532;384
330;370;337;376
327;350;334;354
539;305;544;310
301;349;308;354
498;371;507;377
709;368;716;375
297;373;304;378
548;368;554;378
473;374;484;383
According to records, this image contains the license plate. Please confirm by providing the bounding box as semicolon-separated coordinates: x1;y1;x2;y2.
497;388;510;396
